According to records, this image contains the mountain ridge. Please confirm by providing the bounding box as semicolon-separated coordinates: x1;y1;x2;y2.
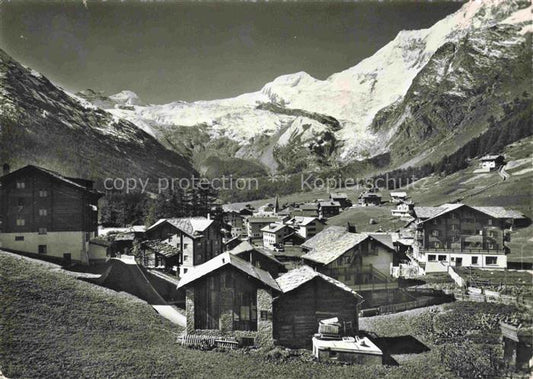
77;0;530;176
0;48;195;187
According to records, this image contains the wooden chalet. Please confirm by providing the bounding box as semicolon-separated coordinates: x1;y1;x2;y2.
273;266;363;348
329;192;351;209
0;164;102;264
301;226;397;289
146;217;222;276
358;191;382;206
411;203;526;272
294;203;319;218
318;201;341;219
178;253;281;346
141;239;181;274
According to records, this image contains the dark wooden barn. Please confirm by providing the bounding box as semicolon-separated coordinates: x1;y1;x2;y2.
273;265;363;348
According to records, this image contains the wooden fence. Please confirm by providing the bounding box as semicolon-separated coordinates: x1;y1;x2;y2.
377;295;452;315
176;334;239;349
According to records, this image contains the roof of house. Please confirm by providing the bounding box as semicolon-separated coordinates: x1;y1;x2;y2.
177;252;281;291
247;216;281;224
261;223;289;233
299;203;319;210
275;266;362;299
228;241;284;266
367;233;396;251
330;192;348;199
471;206;526;220
319;201;341;207
390;192;408;197
301;226;347;250
302;232;369;265
301;228;396;265
142;240;181;258
480;154;504;161
360;192;382;198
292;216;320;226
1;165;100;195
415;203;526;222
147;217;214;238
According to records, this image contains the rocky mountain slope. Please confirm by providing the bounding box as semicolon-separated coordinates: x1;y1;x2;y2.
80;0;531;177
0;49;194;187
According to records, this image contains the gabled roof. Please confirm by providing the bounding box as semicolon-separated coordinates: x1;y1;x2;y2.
319;201;341;207
302;232;369;265
275;266;362;300
360;192;382;198
367;233;396;251
301;226;347;250
390;192;408;197
1;165;100;196
229;241;284;266
147;217;214;238
415;203;526;223
301;228;396;265
413;206;442;219
299;203;319;210
480;154;504;161
292;216;321;226
247;216;281;224
261;223;289;233
177;252;280;291
142;240;181;258
471;206;525;220
330;192;348;199
301;226;346;250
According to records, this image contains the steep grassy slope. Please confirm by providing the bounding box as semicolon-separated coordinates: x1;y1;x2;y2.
1;251;525;378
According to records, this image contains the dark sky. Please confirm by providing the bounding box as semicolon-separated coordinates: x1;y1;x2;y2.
0;1;464;104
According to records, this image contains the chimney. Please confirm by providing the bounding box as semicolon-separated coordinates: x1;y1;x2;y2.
2;163;10;176
347;222;356;233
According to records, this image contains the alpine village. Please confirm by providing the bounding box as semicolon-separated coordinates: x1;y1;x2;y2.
0;1;532;378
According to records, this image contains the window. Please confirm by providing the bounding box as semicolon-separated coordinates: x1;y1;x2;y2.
38;245;47;254
472;256;479;265
183;268;188;274
488;231;495;238
486;256;497;265
260;310;271;322
183;255;188;261
15;236;24;241
38;228;47;235
16;181;25;189
16;219;25;226
438;255;447;261
233;290;257;331
488;219;492;226
428;254;436;262
39;209;47;216
434;242;441;249
431;230;440;237
39;189;48;197
17;198;24;206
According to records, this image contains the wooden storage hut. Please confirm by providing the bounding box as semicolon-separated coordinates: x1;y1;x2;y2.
273;265;363;348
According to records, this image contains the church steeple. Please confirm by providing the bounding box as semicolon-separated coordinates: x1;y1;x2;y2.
274;194;280;214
